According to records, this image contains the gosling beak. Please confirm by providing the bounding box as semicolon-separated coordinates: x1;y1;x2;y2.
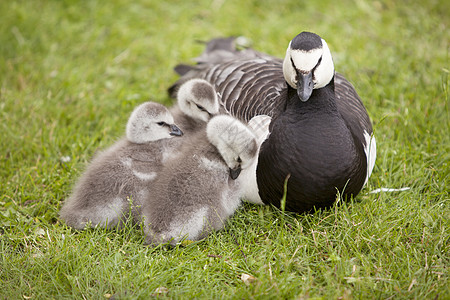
296;71;314;102
229;166;242;180
169;124;183;136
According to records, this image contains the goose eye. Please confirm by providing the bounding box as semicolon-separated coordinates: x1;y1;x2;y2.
157;122;166;126
313;56;322;71
290;57;296;69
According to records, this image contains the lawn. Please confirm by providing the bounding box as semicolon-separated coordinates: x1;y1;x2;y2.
0;0;448;298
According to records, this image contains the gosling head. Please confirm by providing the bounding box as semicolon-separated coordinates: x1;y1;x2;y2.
177;78;220;122
282;31;335;102
126;102;183;144
206;115;258;180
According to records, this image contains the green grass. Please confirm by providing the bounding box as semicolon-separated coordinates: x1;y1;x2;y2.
1;0;448;298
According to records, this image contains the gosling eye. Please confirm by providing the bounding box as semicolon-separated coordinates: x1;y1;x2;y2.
196;104;207;112
237;157;242;163
157;122;166;126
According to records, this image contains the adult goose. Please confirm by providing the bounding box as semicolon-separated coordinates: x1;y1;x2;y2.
169;32;376;213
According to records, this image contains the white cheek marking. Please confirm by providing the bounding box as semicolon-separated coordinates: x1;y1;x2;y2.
133;170;157;181
290;48;323;71
363;130;376;187
283;44;297;89
312;39;334;89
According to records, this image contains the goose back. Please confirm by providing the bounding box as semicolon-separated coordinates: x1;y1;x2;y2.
170;37;374;212
170;42;367;131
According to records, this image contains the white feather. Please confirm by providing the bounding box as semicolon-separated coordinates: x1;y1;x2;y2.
363;130;377;187
369;187;410;194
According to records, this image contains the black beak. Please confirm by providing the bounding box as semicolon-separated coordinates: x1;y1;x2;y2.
169;124;183;136
229;166;242;180
297;71;314;102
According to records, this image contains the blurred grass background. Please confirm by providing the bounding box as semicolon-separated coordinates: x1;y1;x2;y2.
0;0;448;298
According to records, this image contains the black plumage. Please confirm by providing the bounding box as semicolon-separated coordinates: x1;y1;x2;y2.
169;34;374;213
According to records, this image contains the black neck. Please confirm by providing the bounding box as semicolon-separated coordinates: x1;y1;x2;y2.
287;76;337;112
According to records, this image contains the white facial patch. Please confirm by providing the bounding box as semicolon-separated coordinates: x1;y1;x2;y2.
311;39;334;89
290;48;323;72
283;39;335;90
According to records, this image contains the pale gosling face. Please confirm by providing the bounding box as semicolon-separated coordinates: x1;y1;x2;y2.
126;102;183;144
206;115;258;180
177;78;220;122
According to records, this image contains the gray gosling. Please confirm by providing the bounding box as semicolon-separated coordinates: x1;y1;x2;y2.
170;78;220;135
141;114;258;246
60;102;183;230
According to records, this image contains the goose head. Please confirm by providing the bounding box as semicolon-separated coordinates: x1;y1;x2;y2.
283;31;335;102
177;78;220;122
126;102;183;144
206;115;258;180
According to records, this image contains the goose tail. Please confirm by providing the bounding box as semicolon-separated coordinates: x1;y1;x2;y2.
193;36;251;64
168;36;280;99
169;37;252;97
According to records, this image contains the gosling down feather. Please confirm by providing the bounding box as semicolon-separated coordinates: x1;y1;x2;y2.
60;102;183;229
141;115;258;246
